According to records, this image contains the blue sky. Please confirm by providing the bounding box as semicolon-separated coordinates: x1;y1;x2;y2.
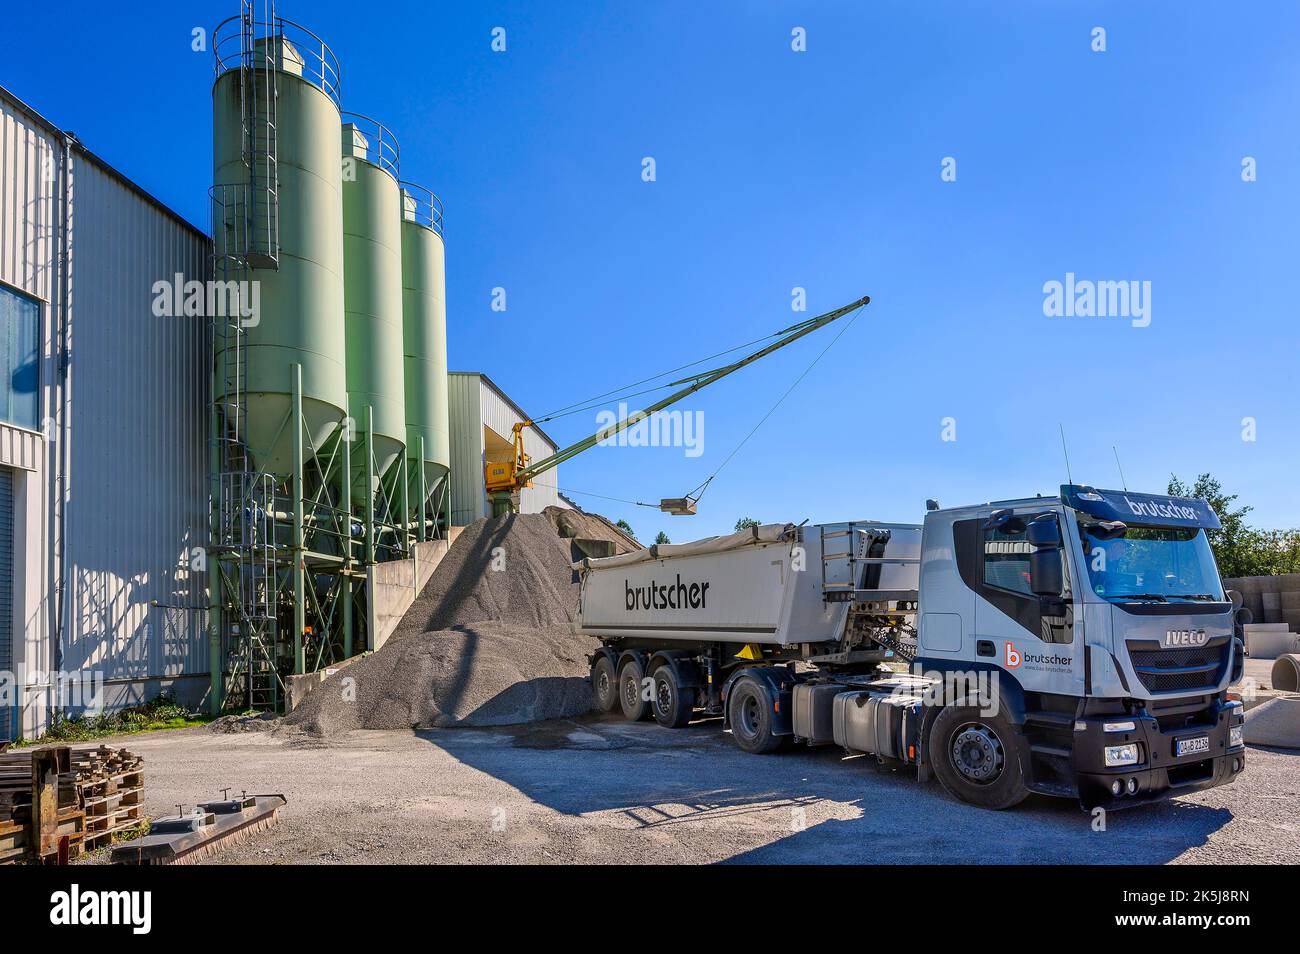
4;1;1296;542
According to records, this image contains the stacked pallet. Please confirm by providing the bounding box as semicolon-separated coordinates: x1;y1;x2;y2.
71;746;146;851
0;745;144;862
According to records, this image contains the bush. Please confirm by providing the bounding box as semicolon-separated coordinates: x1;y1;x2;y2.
24;691;202;746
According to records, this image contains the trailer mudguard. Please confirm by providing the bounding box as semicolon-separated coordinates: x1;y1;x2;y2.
721;666;796;736
647;651;703;688
589;645;619;671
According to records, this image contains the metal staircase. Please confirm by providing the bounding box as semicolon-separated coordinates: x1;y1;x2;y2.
208;0;284;711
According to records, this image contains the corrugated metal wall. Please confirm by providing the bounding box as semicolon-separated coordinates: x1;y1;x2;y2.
447;372;560;524
447;372;483;525
60;158;211;707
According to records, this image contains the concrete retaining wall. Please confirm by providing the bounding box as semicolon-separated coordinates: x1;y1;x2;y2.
1225;573;1300;631
367;528;463;654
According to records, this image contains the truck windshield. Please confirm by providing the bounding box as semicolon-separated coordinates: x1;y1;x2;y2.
1078;523;1225;603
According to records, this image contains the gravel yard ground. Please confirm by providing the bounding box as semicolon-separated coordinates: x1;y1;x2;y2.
79;712;1300;865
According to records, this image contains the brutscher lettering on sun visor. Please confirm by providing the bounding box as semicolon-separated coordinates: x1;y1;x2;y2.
626;576;710;611
1060;485;1222;530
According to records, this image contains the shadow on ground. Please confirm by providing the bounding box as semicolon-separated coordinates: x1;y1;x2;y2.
416;712;1234;864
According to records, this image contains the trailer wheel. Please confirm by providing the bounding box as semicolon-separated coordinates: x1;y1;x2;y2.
727;677;786;754
591;655;619;713
929;706;1030;810
618;658;651;722
650;665;694;728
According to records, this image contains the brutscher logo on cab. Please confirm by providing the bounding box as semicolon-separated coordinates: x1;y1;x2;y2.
625;575;711;612
1005;642;1072;672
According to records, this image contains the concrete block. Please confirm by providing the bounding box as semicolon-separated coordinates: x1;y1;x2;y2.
1242;694;1300;749
1245;627;1300;659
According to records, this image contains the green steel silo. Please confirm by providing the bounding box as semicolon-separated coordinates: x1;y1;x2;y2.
341;117;407;495
399;184;451;516
212;34;347;474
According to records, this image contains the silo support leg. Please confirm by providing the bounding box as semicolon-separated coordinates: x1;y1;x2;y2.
342;412;354;659
292;364;306;676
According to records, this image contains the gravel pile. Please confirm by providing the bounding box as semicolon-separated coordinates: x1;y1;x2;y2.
283;512;629;734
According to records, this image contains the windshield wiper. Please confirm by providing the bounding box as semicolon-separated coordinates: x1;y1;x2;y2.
1114;593;1169;602
1167;593;1220;601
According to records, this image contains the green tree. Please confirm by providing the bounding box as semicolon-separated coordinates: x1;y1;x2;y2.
1167;473;1300;578
734;517;760;532
615;519;635;539
655;531;670;545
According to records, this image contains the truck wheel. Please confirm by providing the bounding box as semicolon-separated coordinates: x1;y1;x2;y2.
618;658;650;722
651;665;695;728
727;678;786;754
929;706;1030;810
591;655;619;713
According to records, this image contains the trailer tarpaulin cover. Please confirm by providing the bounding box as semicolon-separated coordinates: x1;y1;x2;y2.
572;523;795;571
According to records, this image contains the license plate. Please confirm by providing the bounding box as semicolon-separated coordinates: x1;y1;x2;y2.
1176;735;1210;757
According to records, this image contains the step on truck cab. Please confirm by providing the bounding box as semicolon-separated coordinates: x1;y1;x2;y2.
574;484;1247;811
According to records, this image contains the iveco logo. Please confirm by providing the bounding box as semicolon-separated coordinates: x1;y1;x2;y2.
1164;629;1209;648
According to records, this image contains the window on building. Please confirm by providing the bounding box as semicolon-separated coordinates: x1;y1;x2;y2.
0;284;39;430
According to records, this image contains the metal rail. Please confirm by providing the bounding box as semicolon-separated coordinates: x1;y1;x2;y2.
399;180;445;235
212;11;342;110
341;112;401;179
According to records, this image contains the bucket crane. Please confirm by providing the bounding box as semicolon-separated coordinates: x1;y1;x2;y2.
484;295;870;517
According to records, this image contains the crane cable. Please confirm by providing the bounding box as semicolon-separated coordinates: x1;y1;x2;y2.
685;300;868;504
530;325;791;424
533;299;868;510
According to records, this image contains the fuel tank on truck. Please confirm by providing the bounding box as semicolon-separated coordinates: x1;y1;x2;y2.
573;521;922;645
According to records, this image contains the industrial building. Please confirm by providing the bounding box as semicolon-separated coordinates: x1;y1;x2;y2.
0;6;504;739
0;84;211;740
448;371;563;524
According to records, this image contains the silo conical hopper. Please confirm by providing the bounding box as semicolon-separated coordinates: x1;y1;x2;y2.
399;184;452;506
212;32;347;474
341;118;407;498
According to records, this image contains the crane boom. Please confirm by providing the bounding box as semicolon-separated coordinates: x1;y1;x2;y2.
486;294;870;515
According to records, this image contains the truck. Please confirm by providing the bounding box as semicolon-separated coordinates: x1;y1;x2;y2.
574;485;1247;810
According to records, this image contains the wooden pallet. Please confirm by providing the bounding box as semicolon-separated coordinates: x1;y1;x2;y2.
0;745;144;863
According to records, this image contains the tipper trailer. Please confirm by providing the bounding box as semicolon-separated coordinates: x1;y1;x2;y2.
574;485;1247;810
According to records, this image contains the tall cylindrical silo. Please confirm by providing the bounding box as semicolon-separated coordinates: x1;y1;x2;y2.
212;33;347;474
399;183;451;501
341;116;406;495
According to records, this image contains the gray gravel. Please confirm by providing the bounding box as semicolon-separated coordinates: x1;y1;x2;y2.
284;513;610;732
78;718;1300;865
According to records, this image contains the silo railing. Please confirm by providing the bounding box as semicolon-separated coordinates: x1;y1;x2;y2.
399;181;445;236
341;112;401;179
212;13;342;111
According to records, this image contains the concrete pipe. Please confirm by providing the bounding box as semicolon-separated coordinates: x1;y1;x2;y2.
1272;654;1300;693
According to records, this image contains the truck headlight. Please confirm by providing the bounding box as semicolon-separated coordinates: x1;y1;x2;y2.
1103;720;1136;733
1104;743;1140;767
1230;724;1244;748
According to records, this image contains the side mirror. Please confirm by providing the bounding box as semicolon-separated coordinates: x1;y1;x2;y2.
985;509;1026;534
1226;589;1243;610
1026;514;1061;549
1029;548;1064;597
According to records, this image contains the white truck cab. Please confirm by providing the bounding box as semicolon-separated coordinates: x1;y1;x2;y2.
913;485;1244;808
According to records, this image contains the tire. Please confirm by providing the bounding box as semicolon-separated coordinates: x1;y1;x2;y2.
929;705;1030;810
591;655;619;713
650;664;695;728
727;677;786;754
618;657;651;722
